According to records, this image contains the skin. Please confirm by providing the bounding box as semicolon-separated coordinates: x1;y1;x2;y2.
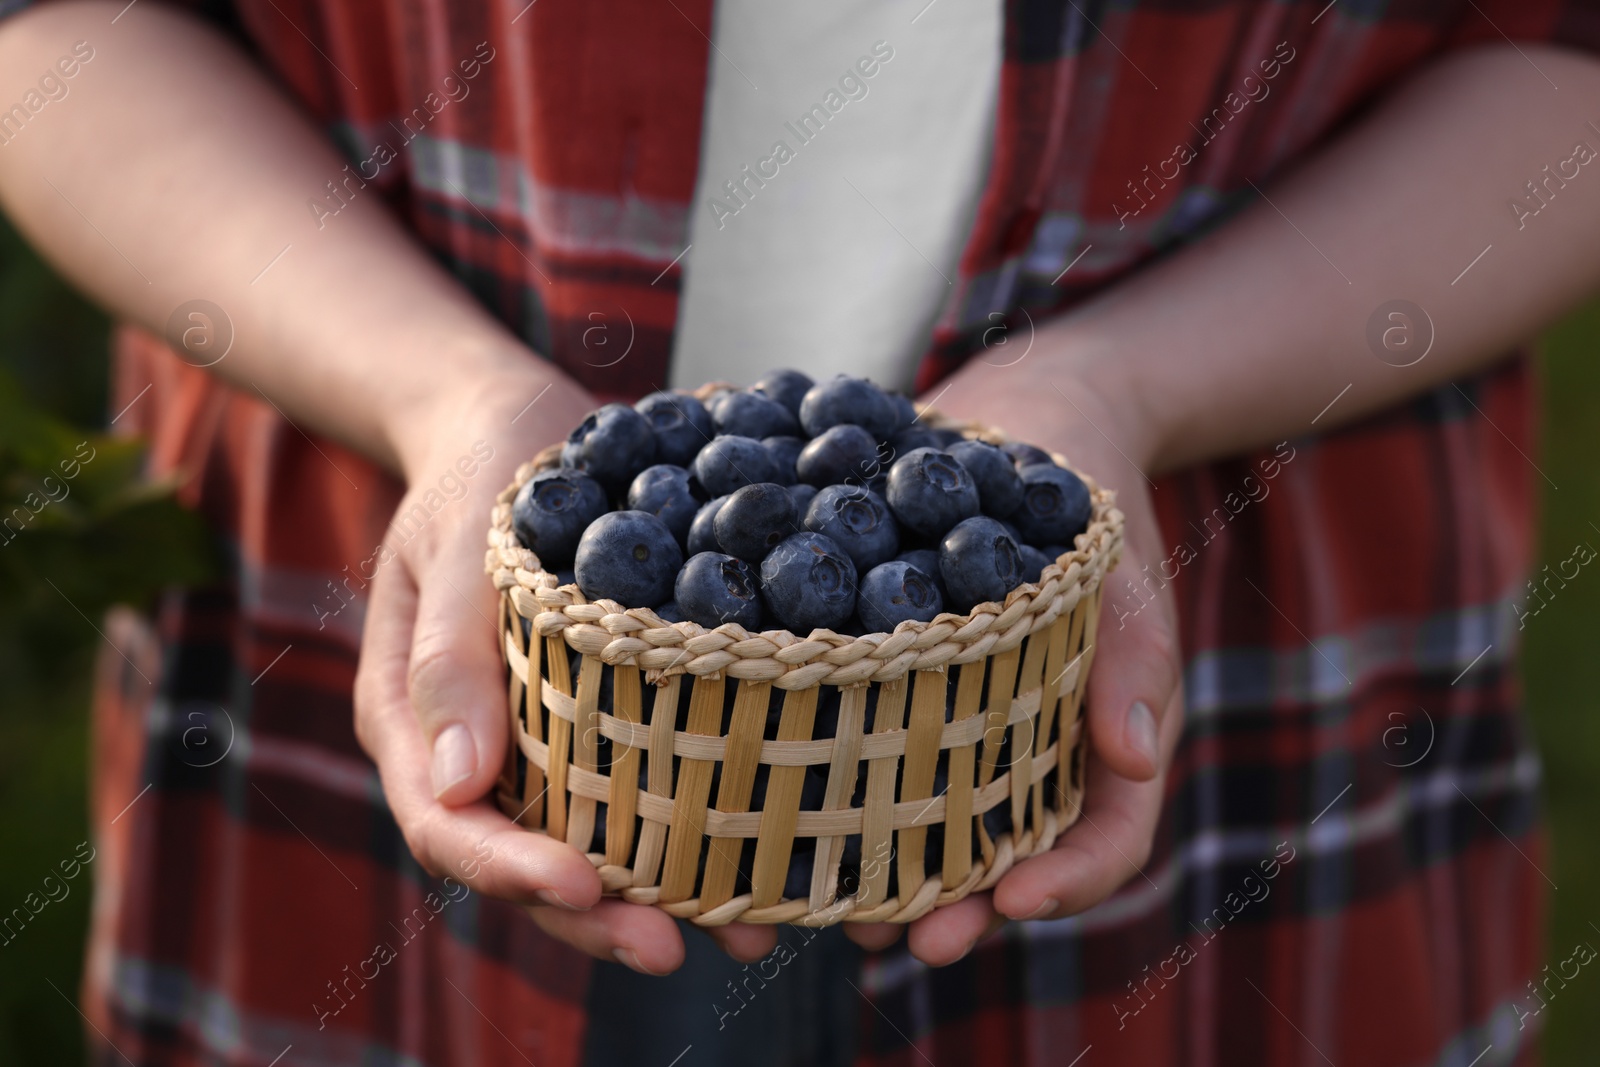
1;2;1598;975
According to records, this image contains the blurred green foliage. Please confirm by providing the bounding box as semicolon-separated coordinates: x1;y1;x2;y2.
1521;298;1600;1061
0;216;215;1066
0;372;216;644
0;213;104;1067
0;207;1595;1065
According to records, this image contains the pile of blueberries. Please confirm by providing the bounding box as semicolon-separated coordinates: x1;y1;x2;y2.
512;369;1093;636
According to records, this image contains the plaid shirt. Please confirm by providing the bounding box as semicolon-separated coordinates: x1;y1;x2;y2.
19;0;1595;1063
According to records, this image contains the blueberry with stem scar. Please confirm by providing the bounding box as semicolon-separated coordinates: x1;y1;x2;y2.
896;547;947;600
574;510;684;606
759;532;858;634
1011;464;1092;546
949;439;1024;517
804;484;899;572
885;447;980;540
857;559;944;631
675;551;765;630
561;403;656;490
939;516;1024;612
511;467;608;568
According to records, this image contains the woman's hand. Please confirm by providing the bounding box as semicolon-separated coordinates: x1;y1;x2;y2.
844;353;1184;964
831;44;1600;964
0;0;777;976
352;364;778;974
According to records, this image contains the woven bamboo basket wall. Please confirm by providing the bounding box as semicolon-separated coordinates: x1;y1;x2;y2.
484;404;1123;927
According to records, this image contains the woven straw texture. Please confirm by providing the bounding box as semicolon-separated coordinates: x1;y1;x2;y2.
484;401;1123;926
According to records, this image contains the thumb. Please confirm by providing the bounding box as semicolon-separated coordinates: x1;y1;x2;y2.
406;524;510;806
1085;545;1182;782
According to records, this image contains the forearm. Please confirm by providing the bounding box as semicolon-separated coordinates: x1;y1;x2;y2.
1044;45;1600;474
0;1;564;478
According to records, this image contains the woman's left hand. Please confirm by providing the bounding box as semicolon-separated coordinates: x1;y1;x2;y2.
842;353;1185;964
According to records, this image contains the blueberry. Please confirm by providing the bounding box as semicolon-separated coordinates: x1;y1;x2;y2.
762;435;805;486
857;560;944;631
711;389;801;439
932;428;966;449
885;447;980;539
788;483;819;514
759;532;858;634
675;552;765;630
752;368;814;416
634;391;713;468
626;464;702;547
796;424;881;487
715;482;798;563
687;495;730;556
888;392;918;432
511;468;609;568
948;440;1024;517
798;375;899;440
939;516;1024;612
561;403;656;490
574;510;683;606
896;548;945;597
1018;543;1051;584
555;568;576;588
1011;464;1092;546
886;426;942;458
804;484;899;572
654;600;686;624
691;434;779;497
1002;441;1054;469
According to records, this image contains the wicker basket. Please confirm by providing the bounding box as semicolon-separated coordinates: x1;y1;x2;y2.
484;400;1123;927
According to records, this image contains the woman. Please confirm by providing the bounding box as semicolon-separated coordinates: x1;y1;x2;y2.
0;0;1594;1063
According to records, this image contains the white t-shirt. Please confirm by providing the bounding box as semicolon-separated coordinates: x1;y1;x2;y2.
670;0;1002;394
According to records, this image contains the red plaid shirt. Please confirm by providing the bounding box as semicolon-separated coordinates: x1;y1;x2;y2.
17;0;1594;1063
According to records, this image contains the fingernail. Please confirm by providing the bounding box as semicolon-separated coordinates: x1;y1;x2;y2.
535;888;587;911
431;724;477;797
614;947;667;976
1124;701;1157;766
1019;898;1058;921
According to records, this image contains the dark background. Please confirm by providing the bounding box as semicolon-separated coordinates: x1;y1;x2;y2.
1;214;1596;1063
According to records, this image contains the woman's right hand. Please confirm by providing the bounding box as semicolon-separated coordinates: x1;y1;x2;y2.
352;363;777;974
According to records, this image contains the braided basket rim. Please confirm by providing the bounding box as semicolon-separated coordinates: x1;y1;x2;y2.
484;390;1124;681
